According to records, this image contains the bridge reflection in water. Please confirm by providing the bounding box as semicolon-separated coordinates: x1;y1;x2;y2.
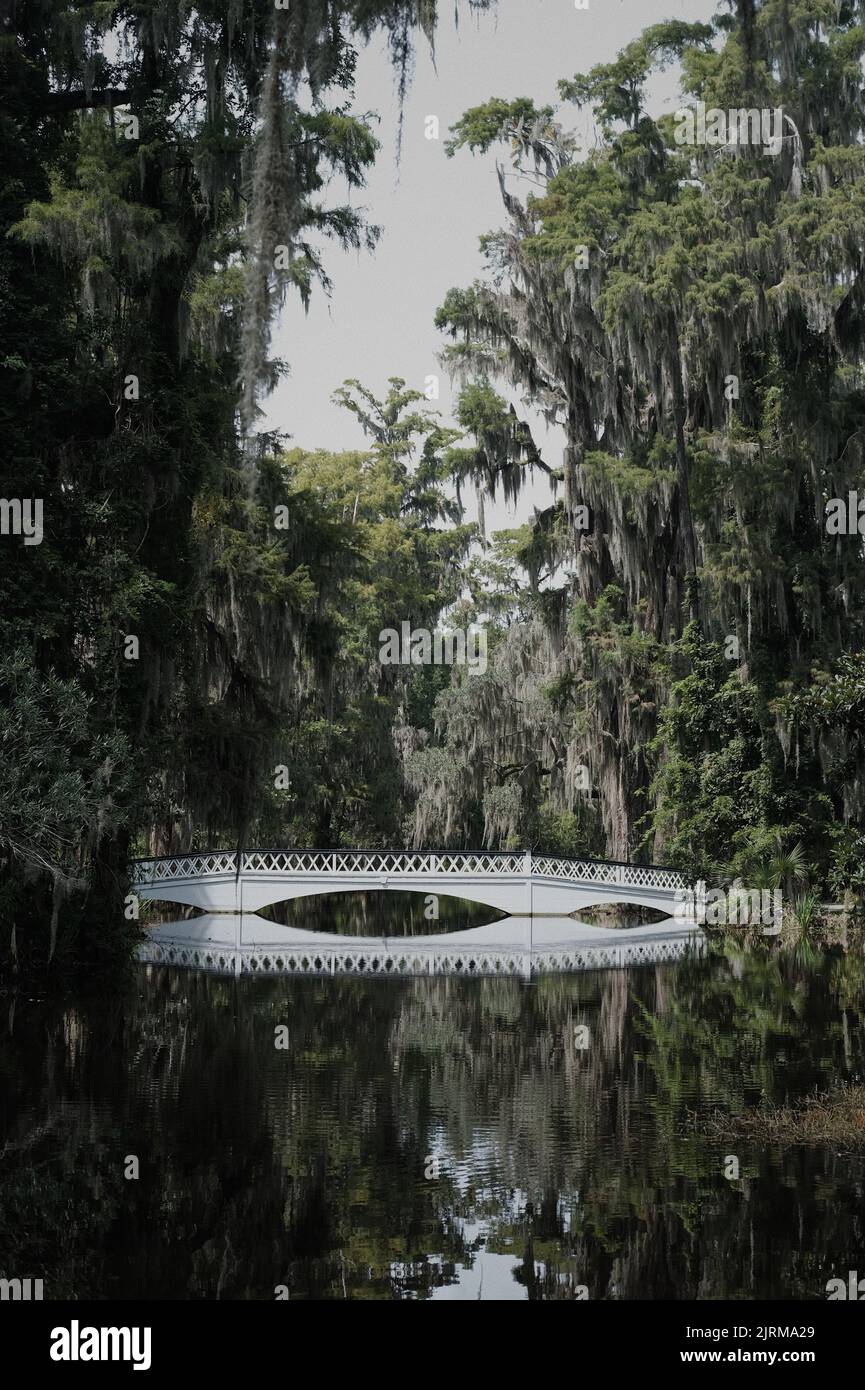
138;913;704;977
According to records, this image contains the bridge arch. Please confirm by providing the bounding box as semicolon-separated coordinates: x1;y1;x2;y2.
136;872;528;916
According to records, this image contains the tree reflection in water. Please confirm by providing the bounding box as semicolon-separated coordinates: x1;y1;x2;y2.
1;943;863;1299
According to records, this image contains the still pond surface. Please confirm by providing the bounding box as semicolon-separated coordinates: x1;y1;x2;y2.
1;911;863;1300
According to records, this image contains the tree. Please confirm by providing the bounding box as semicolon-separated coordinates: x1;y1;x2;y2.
414;0;865;877
0;0;494;973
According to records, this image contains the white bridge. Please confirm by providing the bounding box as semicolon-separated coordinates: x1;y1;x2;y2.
131;849;692;918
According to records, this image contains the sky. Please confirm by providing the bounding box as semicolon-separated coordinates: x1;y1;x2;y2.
262;0;716;531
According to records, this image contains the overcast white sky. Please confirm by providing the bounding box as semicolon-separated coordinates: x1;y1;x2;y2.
261;0;716;530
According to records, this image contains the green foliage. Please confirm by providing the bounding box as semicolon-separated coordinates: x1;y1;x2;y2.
646;626;831;885
0;0;496;977
5;0;865;983
445;96;555;155
258;380;475;848
0;651;131;886
415;0;865;884
443;96;573;176
558;22;714;133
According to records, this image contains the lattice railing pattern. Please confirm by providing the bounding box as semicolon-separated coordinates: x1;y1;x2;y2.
132;849;689;890
532;857;687;891
137;933;701;977
133;852;238;883
242;850;528;876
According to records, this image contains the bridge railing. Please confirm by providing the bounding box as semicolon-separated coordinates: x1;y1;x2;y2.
533;856;688;891
133;851;240;884
131;849;689;891
241;849;529;877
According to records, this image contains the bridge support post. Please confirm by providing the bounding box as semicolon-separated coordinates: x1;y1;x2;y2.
523;849;533;916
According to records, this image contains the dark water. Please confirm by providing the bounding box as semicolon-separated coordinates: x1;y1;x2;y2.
1;943;864;1300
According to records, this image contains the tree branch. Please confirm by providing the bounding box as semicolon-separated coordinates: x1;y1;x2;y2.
35;87;133;116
